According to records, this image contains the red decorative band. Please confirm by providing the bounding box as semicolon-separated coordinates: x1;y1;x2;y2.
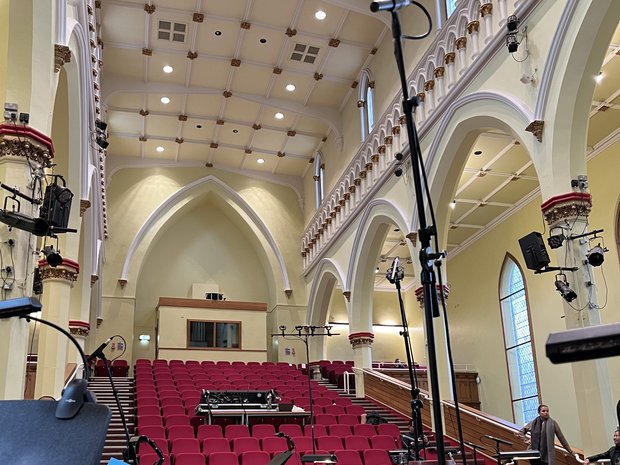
348;332;374;341
38;258;80;272
540;192;591;212
69;320;90;330
0;123;55;156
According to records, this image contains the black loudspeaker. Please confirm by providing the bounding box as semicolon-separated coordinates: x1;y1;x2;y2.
518;232;551;271
0;400;111;464
39;184;73;229
546;323;620;364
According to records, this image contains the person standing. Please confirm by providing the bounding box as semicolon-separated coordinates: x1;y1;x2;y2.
584;429;620;465
520;404;575;465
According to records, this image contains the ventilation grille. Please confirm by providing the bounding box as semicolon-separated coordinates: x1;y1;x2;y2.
290;43;319;64
158;20;187;43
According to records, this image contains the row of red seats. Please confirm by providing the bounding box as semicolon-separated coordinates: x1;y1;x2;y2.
136;359;297;368
139;448;393;465
136;423;401;444
92;359;129;377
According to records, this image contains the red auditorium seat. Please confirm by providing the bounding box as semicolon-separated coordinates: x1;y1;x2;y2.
313;397;332;407
370;434;397;450
174;452;206;465
162;405;186;416
346;405;366;419
208;451;238;465
139;453;171;465
240;451;271;465
160;398;184;409
324;405;346;415
314;414;337;425
136;425;166;439
170;437;201;455
278;424;303;437
225;424;250;439
332;449;363;465
112;360;129;377
352;424;376;437
166;425;195;442
337;414;358;425
197;424;223;440
260;437;287;456
251;424;275;438
344;435;370;450
316;436;343;453
232;437;261;454
291;437;314;454
164;414;190;427
377;423;403;447
304;424;327;438
137;404;160;416
137;414;164;428
328;424;352;438
202;437;231;455
333;397;353;407
363;448;393;465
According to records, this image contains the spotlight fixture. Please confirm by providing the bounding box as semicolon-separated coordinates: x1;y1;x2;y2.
42;245;63;267
506;15;519;32
95;119;108;132
279;325;287;332
156;146;165;153
586;243;607;267
554;274;577;303
506;33;520;53
96;137;109;149
547;227;566;250
95;118;109;149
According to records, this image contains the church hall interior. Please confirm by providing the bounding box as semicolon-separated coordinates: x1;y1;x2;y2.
1;0;620;462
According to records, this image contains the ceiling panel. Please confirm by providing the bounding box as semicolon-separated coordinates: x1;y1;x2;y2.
189;59;230;89
339;11;385;44
270;72;315;103
142;140;177;160
457;174;506;200
273;157;311;176
593;55;620;101
490;144;532;175
147;54;190;86
587;109;620;147
194;19;240;56
223;98;262;123
486;179;539;204
182;118;217;140
106;93;145;109
249;0;298;28
243;153;277;172
323;44;370;80
252;128;288;149
147;94;183;113
217;125;253;146
213;146;244;168
296;1;343;36
295;116;329;134
230;65;272;95
178;143;208;162
238;26;286;64
184;94;222;117
306;80;350;108
283;133;320;156
101;4;145;45
103;48;144;80
447;226;480;244
145;115;180;138
203;0;246;18
460;204;511;226
107;135;141;158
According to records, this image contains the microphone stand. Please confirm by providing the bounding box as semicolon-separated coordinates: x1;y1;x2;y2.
465;441;489;465
90;349;133;463
271;326;338;464
386;257;424;460
386;8;446;465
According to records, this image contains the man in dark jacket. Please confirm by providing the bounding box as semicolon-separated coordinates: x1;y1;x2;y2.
520;404;574;465
584;429;620;465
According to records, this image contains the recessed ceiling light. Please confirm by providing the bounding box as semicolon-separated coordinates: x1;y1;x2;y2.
275;112;284;120
233;129;239;133
315;10;326;20
196;124;202;129
156;146;164;152
260;38;267;44
473;150;482;156
162;65;173;73
214;30;222;36
160;96;170;104
257;158;265;164
451;200;457;209
595;72;603;83
286;83;296;92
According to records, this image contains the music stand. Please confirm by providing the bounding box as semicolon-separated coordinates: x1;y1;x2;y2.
0;400;111;465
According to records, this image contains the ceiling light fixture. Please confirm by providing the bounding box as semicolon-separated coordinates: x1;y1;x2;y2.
156;146;165;153
257;158;265;164
450;200;456;209
275;112;284;120
214;30;222;36
286;84;296;92
162;65;173;73
473;150;483;156
315;10;326;20
595;72;603;84
160;96;170;104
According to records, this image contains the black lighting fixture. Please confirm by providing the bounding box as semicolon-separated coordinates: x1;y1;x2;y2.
547;227;566;250
95;118;109;149
505;15;521;53
586;243;607;267
518;231;551;271
394;152;404;177
554;273;577;303
39;175;74;232
42;245;63;267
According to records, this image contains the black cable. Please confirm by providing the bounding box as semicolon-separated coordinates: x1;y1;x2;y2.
401;2;433;41
21;314;89;380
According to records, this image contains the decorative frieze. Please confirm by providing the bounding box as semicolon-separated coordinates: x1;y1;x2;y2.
525;120;544;142
541;192;592;226
69;320;90;337
38;258;80;283
0;123;54;166
80;199;91;217
348;332;374;349
414;284;450;308
54;44;72;72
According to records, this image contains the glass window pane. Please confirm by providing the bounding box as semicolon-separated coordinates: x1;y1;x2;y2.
446;0;457;17
189;321;214;347
215;322;240;348
513;396;539;426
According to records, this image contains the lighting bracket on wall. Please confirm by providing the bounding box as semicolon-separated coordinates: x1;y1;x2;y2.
505;15;529;61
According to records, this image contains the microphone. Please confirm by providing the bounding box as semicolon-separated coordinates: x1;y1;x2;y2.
465;441;489;452
87;337;113;362
370;0;413;13
483;435;513;446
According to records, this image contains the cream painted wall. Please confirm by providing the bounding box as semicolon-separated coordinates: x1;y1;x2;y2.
0;1;8;103
270;304;309;366
97;298;135;363
157;304;267;362
445;142;620;443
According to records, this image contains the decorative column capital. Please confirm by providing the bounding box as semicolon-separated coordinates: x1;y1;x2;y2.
69;320;90;337
343;291;351;302
467;20;480;34
444;52;456;65
406;232;417;247
525;120;544;142
384;135;393;145
349;332;374;349
38;259;80;283
80;199;91;216
0;123;54;166
433;67;445;79
423;80;435;92
416;92;426;103
398;115;407;126
54;44;72;72
455;36;467;50
541;192;592;226
391;126;400;136
415;284;450;308
480;3;493;16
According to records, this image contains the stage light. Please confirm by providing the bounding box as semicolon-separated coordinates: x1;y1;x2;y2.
96;136;109;149
586;244;606;267
554;275;577;303
95;119;108;132
42;245;63;267
279;325;287;332
506;33;519;53
547;228;565;249
506;15;519;32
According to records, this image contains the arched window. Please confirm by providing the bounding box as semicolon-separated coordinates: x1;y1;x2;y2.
499;256;539;426
359;70;375;141
314;152;325;208
445;0;458;17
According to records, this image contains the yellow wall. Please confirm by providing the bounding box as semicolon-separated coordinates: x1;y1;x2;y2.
157;303;267;362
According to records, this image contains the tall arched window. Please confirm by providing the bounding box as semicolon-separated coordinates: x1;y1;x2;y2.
359;70;375;141
314;152;325;208
445;0;458;17
499;255;539;426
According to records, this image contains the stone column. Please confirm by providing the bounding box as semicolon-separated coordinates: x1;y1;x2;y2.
541;192;615;452
35;258;80;398
444;52;456;90
497;0;508;27
415;94;426;124
455;37;468;76
434;67;446;103
0;125;54;399
424;80;435;115
348;332;374;398
480;3;494;44
467;21;481;60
